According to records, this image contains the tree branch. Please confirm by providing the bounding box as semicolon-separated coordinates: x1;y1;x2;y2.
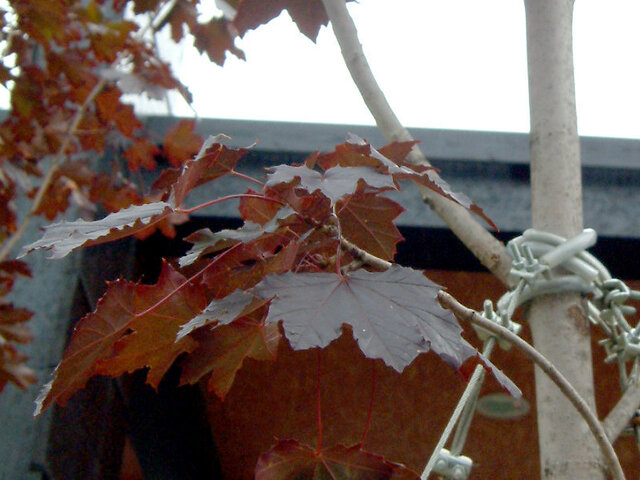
321;0;513;285
437;290;624;480
603;380;640;443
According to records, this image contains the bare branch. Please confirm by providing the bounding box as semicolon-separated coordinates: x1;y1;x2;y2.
0;76;106;262
437;290;623;480
338;235;392;271
319;224;392;271
321;0;513;285
603;380;640;443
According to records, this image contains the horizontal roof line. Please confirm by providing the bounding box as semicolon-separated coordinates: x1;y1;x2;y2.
144;116;640;170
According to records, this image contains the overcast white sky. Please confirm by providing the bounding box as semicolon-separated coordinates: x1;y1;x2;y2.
136;1;638;140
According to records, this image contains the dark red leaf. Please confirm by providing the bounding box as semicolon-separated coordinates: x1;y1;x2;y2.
0;260;32;278
132;0;161;15
34;262;205;414
193;18;245;66
180;206;297;267
346;134;498;230
123;138;160;171
239;189;282;225
172;134;248;206
203;239;300;298
179;304;279;399
336;192;404;261
162;0;198;42
94;86;142;137
0;303;34;344
234;0;329;42
178;290;267;339
255;439;419;480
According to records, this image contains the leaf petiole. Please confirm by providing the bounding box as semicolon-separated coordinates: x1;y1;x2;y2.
133;243;244;321
176;193;286;215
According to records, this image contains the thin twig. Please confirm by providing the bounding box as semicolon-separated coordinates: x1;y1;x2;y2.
319;223;392;271
321;0;512;285
0;76;107;262
437;290;625;480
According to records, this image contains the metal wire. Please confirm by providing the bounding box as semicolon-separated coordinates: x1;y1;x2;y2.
424;228;640;479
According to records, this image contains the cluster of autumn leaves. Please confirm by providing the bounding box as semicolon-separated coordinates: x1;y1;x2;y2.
1;1;515;476
0;0;334;396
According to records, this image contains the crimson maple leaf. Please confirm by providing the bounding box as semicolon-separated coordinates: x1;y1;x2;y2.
255;439;419;479
34;262;205;414
232;0;330;42
336;192;404;261
179;302;279;399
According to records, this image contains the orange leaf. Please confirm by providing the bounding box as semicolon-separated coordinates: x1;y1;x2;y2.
162;119;203;167
0;344;37;393
123;138;160;171
95;86;142;137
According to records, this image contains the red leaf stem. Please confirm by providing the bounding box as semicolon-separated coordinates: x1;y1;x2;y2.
133;243;243;320
231;170;265;187
176;193;285;215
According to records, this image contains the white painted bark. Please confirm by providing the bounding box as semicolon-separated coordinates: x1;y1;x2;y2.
524;1;606;478
321;0;513;285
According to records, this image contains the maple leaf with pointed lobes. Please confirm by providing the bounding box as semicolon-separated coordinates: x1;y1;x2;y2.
337;192;404;261
123;137;160;171
20;201;174;259
232;0;330;42
172;134;248;206
346;134;499;231
193;18;245;66
162;119;203;167
178;290;265;338
255;439;419;480
34;262;205;415
239;189;282;225
266;164;397;205
179;302;279;399
160;0;198;43
203;238;301;298
179;207;297;267
252;266;473;372
95;86;142;138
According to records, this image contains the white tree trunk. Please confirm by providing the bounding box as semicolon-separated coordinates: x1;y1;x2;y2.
524;1;606;478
